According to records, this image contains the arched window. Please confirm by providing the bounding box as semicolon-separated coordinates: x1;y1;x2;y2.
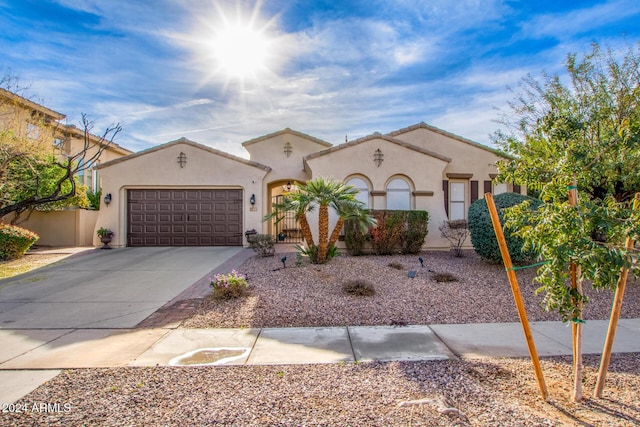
346;177;369;207
386;178;410;210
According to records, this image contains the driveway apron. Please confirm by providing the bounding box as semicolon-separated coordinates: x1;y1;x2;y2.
0;247;241;329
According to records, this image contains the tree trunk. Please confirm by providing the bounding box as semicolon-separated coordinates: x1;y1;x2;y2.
317;204;329;263
297;213;315;248
328;217;345;250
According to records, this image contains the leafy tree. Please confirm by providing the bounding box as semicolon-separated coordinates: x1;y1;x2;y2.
266;177;376;264
494;43;640;402
495;42;640;202
0;82;122;222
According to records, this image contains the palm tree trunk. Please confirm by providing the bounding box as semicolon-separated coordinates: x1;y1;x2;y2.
297;213;315;248
328;217;345;250
317;204;329;263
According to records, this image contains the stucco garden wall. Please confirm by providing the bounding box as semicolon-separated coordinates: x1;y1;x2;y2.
4;209;99;247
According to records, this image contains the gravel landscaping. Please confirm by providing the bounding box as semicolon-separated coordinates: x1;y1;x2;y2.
184;250;640;328
5;249;640;426
5;354;640;426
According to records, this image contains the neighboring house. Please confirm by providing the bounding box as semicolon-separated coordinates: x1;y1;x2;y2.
95;123;519;249
0;88;133;246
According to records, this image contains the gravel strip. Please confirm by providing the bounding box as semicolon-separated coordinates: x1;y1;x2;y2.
5;354;639;426
184;250;640;328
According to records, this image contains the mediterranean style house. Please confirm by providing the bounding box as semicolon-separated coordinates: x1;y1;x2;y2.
95;123;520;249
0;88;132;245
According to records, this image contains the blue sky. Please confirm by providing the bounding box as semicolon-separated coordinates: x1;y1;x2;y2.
2;0;639;157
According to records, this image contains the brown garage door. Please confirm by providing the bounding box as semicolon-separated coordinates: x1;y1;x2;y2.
127;189;243;246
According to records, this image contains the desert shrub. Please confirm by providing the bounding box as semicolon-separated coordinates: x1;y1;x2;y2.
346;210;429;255
433;272;459;282
249;234;275;257
342;279;376;296
468;192;541;263
210;270;248;299
0;224;39;260
439;219;469;257
388;261;404;270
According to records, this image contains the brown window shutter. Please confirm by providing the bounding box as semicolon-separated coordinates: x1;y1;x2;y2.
484;180;492;195
471;180;478;202
513;184;521;194
442;180;449;216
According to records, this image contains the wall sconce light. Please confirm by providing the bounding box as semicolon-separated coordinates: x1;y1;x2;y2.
284;142;292;158
374;149;384;167
104;193;112;206
250;194;256;205
177;151;187;168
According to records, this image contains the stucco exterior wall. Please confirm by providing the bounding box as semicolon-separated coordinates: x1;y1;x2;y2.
392;127;501;181
304;137;452;248
244;132;326;183
4;209;99;247
95;141;269;247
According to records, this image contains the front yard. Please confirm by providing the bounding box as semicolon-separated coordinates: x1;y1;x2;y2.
184;250;640;328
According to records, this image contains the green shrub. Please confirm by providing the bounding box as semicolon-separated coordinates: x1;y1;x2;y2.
402;210;429;254
0;224;39;260
86;189;102;210
468;192;541;263
344;210;430;255
248;234;275;257
344;220;369;256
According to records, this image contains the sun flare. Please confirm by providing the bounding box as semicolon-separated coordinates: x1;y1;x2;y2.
211;23;270;79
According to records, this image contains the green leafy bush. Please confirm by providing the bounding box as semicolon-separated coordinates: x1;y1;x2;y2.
86;189;102;210
402;210;429;254
248;234;275;257
346;210;429;255
0;224;39;260
210;270;248;299
344;220;369;256
468;192;541;263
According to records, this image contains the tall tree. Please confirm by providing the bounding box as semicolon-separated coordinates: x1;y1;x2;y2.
494;43;640;402
0;85;122;222
495;42;640;202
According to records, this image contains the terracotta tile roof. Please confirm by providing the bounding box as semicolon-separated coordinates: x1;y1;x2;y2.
387;121;510;158
303;132;452;163
241;128;333;148
97;137;272;171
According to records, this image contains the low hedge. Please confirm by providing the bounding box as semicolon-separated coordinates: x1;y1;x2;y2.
345;210;429;255
0;223;39;260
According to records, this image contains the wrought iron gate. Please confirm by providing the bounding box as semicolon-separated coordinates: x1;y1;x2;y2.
271;195;304;244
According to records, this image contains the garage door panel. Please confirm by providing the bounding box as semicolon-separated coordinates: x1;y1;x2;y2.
128;189;242;247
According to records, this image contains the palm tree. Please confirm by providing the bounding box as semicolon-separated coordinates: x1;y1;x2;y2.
266;177;375;264
266;189;315;248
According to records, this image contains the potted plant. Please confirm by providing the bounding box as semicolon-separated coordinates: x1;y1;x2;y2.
97;227;114;249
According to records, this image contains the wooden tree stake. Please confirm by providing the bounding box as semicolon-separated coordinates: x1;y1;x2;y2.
485;193;549;400
568;178;583;402
594;193;640;397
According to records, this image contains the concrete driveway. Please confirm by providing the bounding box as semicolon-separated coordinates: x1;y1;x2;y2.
0;247;241;329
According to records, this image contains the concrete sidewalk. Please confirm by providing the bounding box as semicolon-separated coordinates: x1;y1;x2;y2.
2;319;639;403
